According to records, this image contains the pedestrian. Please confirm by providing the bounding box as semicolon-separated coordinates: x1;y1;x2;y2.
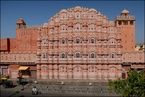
32;86;38;95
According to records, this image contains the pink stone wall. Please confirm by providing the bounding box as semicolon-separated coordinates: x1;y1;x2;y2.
36;6;123;80
122;51;144;63
1;6;143;80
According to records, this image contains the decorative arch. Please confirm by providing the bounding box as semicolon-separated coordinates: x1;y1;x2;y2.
109;38;116;45
42;52;47;59
59;66;67;79
60;24;67;32
75;12;81;19
60;12;67;19
109;66;117;79
73;66;83;72
110;53;115;58
88;66;97;72
74;23;81;31
73;66;83;79
74;37;82;44
75;52;82;58
60;52;67;58
88;66;97;79
60;38;67;44
89;52;96;58
90;37;96;43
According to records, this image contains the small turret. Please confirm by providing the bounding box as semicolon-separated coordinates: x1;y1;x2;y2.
16;18;26;29
121;9;129;16
115;9;135;26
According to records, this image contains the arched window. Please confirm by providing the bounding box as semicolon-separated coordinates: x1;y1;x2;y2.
110;38;115;45
75;37;81;44
90;53;96;58
61;53;65;58
76;39;80;43
110;53;115;58
75;13;80;19
90;38;95;43
43;54;45;58
62;39;65;44
60;53;67;58
43;53;47;59
75;52;81;58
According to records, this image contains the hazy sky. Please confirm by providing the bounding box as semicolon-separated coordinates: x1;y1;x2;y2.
1;1;144;43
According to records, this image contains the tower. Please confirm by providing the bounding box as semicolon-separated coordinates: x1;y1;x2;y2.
115;10;135;52
16;18;26;39
16;18;26;29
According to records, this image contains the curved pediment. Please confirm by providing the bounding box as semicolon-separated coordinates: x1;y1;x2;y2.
47;6;108;27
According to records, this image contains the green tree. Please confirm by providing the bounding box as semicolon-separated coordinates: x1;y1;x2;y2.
109;70;145;97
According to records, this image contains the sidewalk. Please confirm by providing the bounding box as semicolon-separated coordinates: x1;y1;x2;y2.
8;78;109;86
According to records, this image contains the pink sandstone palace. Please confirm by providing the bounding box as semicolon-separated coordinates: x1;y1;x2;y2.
0;6;144;80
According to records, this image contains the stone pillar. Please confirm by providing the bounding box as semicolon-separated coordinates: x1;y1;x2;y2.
68;64;73;79
102;65;108;80
88;65;91;79
98;64;102;80
117;64;122;78
53;64;58;79
49;64;53;79
116;21;118;26
36;64;41;79
83;64;87;79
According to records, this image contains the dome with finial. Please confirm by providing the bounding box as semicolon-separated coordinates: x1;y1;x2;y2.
121;9;129;14
16;18;26;24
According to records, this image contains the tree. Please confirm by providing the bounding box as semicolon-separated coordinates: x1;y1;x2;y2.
109;70;145;97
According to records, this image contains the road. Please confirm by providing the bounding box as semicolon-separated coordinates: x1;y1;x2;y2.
0;85;87;97
1;89;68;97
0;81;120;97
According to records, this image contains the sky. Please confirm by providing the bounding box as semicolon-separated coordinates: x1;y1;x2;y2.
1;1;144;44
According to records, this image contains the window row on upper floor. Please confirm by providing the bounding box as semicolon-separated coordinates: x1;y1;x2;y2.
49;25;117;33
0;54;35;61
39;52;121;59
40;37;120;45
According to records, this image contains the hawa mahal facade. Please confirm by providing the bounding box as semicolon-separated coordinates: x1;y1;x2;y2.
0;6;144;80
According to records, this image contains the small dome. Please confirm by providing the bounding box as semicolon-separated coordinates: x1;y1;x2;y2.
109;21;115;26
121;9;129;14
60;9;67;13
89;8;96;12
103;15;107;18
75;6;81;9
16;18;26;24
43;23;48;28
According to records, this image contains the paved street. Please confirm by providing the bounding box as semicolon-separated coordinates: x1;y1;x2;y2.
1;89;69;97
0;79;120;97
0;84;120;97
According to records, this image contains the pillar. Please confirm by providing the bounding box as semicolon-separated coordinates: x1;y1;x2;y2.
68;64;73;79
49;64;53;79
53;64;58;79
37;64;41;79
